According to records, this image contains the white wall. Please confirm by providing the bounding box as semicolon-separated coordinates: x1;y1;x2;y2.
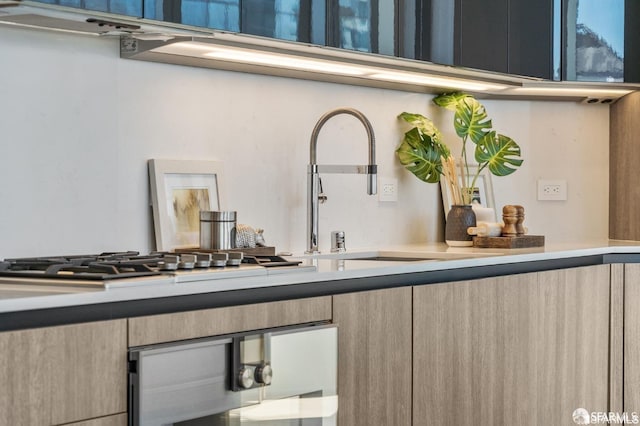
0;26;610;258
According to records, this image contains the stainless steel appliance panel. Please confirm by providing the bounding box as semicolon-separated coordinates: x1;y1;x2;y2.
130;337;242;425
129;324;337;426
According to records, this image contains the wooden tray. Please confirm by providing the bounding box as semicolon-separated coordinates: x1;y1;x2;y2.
473;235;545;249
174;246;276;256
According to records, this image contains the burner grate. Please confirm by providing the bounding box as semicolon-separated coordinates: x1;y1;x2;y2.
0;252;162;280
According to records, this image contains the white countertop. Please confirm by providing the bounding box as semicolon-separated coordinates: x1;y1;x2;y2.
2;240;640;315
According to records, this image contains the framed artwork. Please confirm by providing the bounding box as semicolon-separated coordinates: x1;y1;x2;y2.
148;159;224;251
440;165;496;221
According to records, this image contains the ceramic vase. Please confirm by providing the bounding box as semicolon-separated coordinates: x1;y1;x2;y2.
445;205;476;247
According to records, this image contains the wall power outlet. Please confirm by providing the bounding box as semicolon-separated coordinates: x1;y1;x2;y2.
378;177;398;202
537;179;567;201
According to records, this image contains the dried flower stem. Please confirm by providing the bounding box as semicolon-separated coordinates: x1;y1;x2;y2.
441;156;465;205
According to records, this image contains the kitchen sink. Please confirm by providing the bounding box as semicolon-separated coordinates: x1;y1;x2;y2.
345;256;434;262
296;250;503;262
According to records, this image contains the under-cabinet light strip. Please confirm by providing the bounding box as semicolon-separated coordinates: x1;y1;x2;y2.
369;72;509;92
158;41;513;92
204;48;369;76
154;40;640;97
513;86;633;96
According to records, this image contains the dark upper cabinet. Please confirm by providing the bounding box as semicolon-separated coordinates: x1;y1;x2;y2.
26;0;640;83
563;0;622;82
455;0;510;75
625;0;640;82
562;0;639;83
326;0;395;56
35;0;142;17
508;0;555;79
411;0;554;80
144;0;397;56
453;0;554;79
425;0;639;82
147;0;321;44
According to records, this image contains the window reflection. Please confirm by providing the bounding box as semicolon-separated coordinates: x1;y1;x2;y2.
145;0;313;43
34;0;141;16
31;0;397;57
564;0;624;82
182;0;240;31
338;0;372;52
333;0;394;55
243;0;309;42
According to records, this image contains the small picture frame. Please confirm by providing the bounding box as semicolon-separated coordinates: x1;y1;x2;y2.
148;159;225;251
440;165;496;221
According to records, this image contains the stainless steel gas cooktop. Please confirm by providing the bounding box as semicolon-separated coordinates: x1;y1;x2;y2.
0;251;315;289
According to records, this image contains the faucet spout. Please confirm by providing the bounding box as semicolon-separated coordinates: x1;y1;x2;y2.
306;107;377;254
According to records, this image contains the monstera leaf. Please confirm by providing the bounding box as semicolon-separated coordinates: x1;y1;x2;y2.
432;92;471;111
475;131;524;176
397;93;523;190
434;93;492;144
397;112;443;141
396;113;450;183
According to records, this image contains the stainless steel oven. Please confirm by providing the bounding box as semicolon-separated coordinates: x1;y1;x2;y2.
129;323;337;425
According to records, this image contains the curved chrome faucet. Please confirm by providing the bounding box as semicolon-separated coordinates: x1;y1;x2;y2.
306;108;377;254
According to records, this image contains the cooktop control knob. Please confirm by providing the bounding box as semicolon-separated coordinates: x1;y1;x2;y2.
255;364;273;385
238;367;254;389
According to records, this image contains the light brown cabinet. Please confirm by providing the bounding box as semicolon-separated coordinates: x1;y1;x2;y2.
413;265;611;426
333;287;412;426
623;263;640;413
610;91;640;240
0;263;623;425
0;319;127;426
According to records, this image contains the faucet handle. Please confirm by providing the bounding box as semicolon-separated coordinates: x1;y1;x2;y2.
331;231;346;253
318;177;327;204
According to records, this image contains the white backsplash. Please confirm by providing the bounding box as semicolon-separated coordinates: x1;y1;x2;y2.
0;26;609;257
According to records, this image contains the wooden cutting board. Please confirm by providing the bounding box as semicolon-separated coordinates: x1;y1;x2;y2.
473;235;545;249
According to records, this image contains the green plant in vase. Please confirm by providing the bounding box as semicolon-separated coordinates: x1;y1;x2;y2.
396;92;524;245
397;92;523;205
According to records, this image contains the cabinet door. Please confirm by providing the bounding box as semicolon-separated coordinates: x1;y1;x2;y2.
610;92;640;241
562;0;640;82
413;266;610;426
508;0;554;79
0;320;127;426
333;287;412;426
455;0;509;73
624;264;640;412
536;266;611;422
454;0;553;79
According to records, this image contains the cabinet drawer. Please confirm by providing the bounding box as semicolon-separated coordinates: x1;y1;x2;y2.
128;296;332;346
